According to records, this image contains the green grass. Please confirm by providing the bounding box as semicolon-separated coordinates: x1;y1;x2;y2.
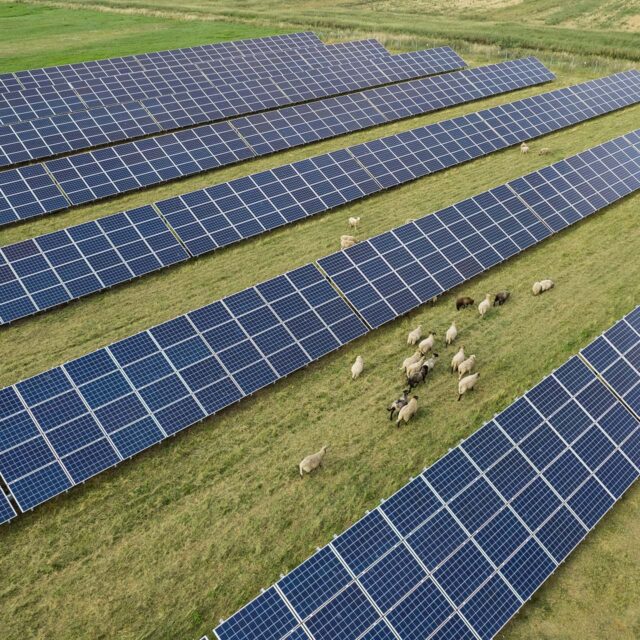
0;4;639;640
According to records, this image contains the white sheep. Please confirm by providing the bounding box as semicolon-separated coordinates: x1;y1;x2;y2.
418;332;436;355
520;142;530;154
341;235;357;250
457;354;476;379
478;294;491;318
445;321;457;345
401;350;423;373
397;396;418;426
532;279;555;295
538;147;551;155
451;346;465;373
299;446;328;477
458;373;480;400
424;354;438;373
348;216;361;230
407;325;423;345
351;355;364;379
405;357;426;378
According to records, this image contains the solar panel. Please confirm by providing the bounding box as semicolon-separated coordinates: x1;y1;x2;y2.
0;58;553;217
0;164;68;226
0;487;16;524
318;130;640;328
214;311;640;640
0;264;367;512
0;205;189;324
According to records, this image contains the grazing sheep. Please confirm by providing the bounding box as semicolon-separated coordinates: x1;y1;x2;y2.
340;235;357;250
493;291;510;306
351;355;364;379
424;354;438;373
451;346;465;373
532;279;555;295
457;354;476;379
387;389;410;421
418;332;436;355
458;373;480;401
405;357;426;379
407;364;429;388
478;294;491;318
520;142;530;154
407;325;423;345
397;396;418;426
348;216;361;230
456;296;474;310
299;446;328;477
401;350;423;373
538;147;551;155
445;321;457;345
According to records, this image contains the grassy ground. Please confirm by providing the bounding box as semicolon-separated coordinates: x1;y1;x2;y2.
0;4;639;640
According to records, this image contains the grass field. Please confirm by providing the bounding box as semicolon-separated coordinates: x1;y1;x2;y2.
0;2;639;639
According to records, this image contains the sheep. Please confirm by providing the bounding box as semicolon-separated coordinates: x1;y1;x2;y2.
401;350;423;374
299;446;328;477
407;364;429;388
478;294;491;318
457;354;476;379
532;279;555;296
424;354;438;374
458;373;480;401
397;396;418;426
351;355;364;379
418;332;436;355
520;142;530;154
538;147;551;155
451;346;465;373
405;357;425;379
348;216;361;230
493;291;510;306
456;296;474;310
445;321;457;345
340;235;357;250
387;389;410;421
407;325;423;345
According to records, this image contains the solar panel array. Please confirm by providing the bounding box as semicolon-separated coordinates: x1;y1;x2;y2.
0;57;555;215
213;307;640;640
1;100;638;327
319;129;640;327
0;264;367;518
0;33;324;92
0;130;638;522
0;45;466;170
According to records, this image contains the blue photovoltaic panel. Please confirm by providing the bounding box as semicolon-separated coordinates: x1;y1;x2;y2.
0;206;189;324
214;311;640;640
0;164;68;225
156;149;381;257
319;130;639;328
0;57;553;217
0;264;367;514
0;488;16;524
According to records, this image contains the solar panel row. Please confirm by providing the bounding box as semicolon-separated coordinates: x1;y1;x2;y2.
0;58;554;205
0;83;637;325
213;307;640;640
319;130;640;327
0;130;637;523
0;39;393;123
0;264;367;519
0;45;464;132
0;33;325;92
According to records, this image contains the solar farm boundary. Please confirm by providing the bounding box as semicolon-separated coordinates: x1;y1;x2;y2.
211;307;640;640
0;72;637;325
0;129;637;524
0;57;545;173
0;58;552;221
0;33;325;92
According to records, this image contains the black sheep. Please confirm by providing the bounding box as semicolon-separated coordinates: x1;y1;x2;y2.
456;296;474;310
387;389;410;420
493;291;511;306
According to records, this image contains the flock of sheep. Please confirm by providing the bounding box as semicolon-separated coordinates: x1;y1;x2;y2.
300;146;555;475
